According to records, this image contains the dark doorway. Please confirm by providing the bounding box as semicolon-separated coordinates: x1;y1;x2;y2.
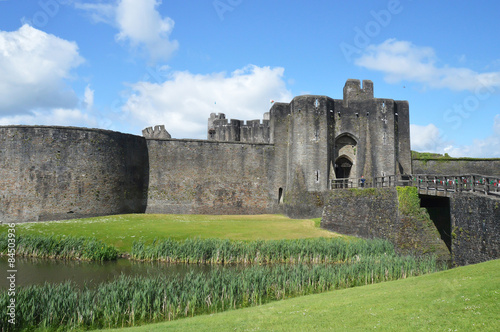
278;188;283;204
335;157;353;179
419;195;452;251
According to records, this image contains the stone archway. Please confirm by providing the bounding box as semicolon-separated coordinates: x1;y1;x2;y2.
335;156;353;179
334;133;357;179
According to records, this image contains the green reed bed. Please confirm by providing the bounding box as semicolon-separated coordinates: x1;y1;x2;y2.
0;254;445;331
131;237;395;264
0;234;118;261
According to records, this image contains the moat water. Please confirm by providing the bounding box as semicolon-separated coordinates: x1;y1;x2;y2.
0;257;235;289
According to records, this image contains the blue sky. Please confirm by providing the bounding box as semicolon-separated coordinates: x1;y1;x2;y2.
1;0;499;157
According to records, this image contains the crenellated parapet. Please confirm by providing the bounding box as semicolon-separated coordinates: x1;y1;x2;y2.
0;78;413;224
343;79;374;107
142;125;171;139
240;116;271;143
208;112;270;143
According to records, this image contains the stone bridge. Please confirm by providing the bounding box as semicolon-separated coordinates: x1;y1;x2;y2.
330;174;500;198
326;173;500;266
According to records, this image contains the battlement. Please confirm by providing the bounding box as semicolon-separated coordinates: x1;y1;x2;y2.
343;79;374;107
240;116;270;143
142;125;172;139
1;78;412;226
208;112;270;143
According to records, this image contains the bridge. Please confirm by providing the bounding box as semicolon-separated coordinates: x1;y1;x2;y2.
326;173;500;266
330;174;500;198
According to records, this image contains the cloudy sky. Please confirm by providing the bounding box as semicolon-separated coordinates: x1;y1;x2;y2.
0;0;499;157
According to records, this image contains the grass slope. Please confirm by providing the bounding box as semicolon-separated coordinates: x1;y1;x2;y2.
1;214;338;252
109;259;500;332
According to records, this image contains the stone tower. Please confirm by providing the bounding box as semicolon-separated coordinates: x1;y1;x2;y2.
208;79;412;191
332;79;411;180
285;95;335;192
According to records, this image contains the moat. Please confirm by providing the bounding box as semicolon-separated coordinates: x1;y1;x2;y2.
0;257;236;289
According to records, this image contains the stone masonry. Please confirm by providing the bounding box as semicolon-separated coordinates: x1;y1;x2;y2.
1;79;411;222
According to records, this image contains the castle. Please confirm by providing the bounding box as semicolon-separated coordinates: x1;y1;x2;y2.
1;79;411;222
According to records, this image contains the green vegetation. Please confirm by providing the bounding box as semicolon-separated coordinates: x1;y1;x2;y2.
0;214;337;252
3;214;495;331
0;234;117;261
0;255;445;331
131;237;394;264
396;186;422;216
412;150;500;162
411;151;452;160
110;259;499;332
311;217;321;228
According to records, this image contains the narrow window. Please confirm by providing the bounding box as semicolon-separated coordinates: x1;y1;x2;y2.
278;188;283;204
315;170;320;183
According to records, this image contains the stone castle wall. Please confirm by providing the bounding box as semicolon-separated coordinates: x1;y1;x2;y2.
450;192;500;266
320;188;450;261
321;187;500;266
0;80;413;223
208;113;271;143
286;96;334;193
333;80;411;179
413;159;500;176
0;126;148;223
145;138;279;215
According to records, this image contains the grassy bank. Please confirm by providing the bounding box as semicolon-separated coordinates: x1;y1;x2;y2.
0;214;338;252
0;234;118;261
109;259;499;332
131;237;394;264
0;255;445;331
411;150;500;162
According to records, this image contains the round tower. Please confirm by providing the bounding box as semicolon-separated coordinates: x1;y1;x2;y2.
286;95;335;192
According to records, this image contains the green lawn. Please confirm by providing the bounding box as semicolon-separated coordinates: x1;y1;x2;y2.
1;214;338;252
108;259;500;332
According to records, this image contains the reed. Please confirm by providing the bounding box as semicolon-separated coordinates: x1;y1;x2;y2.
130;237;395;264
0;255;446;331
0;234;118;261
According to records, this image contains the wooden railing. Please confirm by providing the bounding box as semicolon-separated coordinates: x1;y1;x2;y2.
412;174;500;197
330;174;500;197
330;175;412;189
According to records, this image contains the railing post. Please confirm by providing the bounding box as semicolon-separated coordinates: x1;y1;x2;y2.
424;175;428;195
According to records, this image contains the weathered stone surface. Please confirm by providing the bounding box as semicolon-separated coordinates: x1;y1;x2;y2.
0;126;148;223
145;139;279;215
450;192;500;266
210;79;412;187
413;159;500;176
320;188;450;261
142;125;171;139
0;80;497;267
0;79;412;222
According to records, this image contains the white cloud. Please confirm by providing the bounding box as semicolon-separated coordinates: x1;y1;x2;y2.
74;2;115;24
410;123;452;154
0;24;84;115
355;39;500;92
76;0;178;62
0;108;99;128
122;65;293;138
411;117;500;158
445;115;500;158
83;85;94;110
